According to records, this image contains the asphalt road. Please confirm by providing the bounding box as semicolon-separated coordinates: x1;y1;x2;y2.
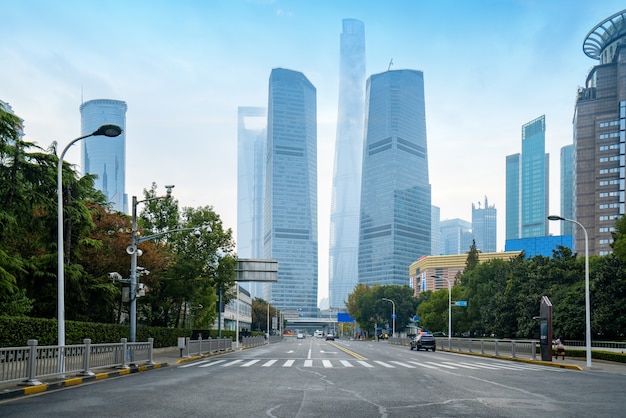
1;337;624;417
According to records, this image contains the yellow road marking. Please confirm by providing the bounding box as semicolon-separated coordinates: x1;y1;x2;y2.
327;342;368;360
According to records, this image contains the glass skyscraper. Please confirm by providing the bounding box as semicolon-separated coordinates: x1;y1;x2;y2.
264;68;318;317
328;19;365;310
574;9;626;256
237;106;266;299
358;70;431;286
472;196;497;253
80;99;128;213
439;218;472;255
505;115;549;240
560;144;574;237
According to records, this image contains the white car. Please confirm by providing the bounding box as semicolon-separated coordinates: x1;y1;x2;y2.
297;333;304;339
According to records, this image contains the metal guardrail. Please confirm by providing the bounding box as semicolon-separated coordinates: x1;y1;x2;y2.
389;337;540;359
0;338;155;386
183;336;233;357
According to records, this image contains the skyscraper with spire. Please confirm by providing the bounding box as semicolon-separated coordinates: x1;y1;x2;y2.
264;68;318;317
328;19;365;310
358;69;431;286
80;99;127;213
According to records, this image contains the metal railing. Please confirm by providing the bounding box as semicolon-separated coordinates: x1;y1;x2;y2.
241;335;265;348
182;336;232;357
0;338;155;386
388;336;539;359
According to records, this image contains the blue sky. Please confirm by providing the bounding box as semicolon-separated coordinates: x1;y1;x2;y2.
2;0;625;303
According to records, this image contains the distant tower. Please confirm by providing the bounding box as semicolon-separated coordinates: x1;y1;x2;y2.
329;19;365;310
440;219;472;255
237;106;267;299
506;115;549;240
560;145;574;237
358;70;431;286
80;99;127;213
574;9;626;255
264;68;318;317
472;197;497;252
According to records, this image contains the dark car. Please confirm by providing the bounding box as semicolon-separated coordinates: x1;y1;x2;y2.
409;333;436;351
325;334;335;341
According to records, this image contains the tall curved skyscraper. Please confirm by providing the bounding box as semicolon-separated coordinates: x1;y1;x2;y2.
264;68;318;318
80;99;128;213
358;70;431;286
329;19;365;310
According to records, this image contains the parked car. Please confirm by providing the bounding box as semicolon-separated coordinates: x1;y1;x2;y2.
325;334;335;341
297;333;304;339
410;333;436;351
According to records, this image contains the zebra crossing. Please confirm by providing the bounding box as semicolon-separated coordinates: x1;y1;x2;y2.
178;357;554;372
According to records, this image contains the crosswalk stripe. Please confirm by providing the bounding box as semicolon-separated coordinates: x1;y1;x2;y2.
443;362;478;369
426;361;456;369
468;362;500;369
407;361;438;369
390;361;416;368
304;360;313;367
241;359;260;367
373;361;395;368
199;360;226;368
322;360;333;368
357;360;374;368
283;360;295;367
179;359;211;368
222;360;243;367
340;360;353;367
262;360;278;367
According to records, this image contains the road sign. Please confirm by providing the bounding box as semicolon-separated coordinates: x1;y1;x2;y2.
413;315;420;323
391;314;396;319
453;301;468;307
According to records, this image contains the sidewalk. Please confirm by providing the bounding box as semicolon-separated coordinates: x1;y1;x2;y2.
0;346;216;402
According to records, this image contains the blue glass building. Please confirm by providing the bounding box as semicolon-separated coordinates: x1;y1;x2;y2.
506;115;549;240
439;218;472;255
264;68;318;317
472;196;497;253
80;99;127;213
560;144;574;237
237;106;266;299
358;70;431;286
329;19;365;310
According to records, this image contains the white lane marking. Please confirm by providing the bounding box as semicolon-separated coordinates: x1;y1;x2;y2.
340;360;353;367
322;360;333;368
426;362;457;369
407;361;437;369
373;361;395;368
178;359;211;368
241;359;260;367
307;348;312;359
357;360;374;368
222;360;243;367
443;362;479;369
262;359;278;367
468;362;500;369
390;361;416;368
304;359;313;367
199;360;226;368
286;350;294;354
283;360;295;367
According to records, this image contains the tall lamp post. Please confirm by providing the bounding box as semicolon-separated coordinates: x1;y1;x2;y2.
57;124;122;361
381;298;396;338
431;275;451;348
548;215;592;368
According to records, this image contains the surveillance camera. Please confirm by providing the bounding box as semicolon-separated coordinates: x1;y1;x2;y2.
108;272;122;281
164;185;175;197
193;229;201;238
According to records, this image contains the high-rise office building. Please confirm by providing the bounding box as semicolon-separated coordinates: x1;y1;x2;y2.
431;205;441;256
237;106;266;299
79;99;127;213
440;218;473;255
506;115;549;240
574;9;626;256
560;144;574;237
263;68;318;317
472;196;497;253
328;19;366;310
358;70;431;286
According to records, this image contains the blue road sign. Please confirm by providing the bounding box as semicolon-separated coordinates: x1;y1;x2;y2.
453;301;468;307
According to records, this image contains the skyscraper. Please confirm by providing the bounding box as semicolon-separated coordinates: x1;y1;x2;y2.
79;99;127;213
237;106;266;299
574;9;626;256
264;68;318;317
560;144;574;237
472;196;497;253
358;70;431;286
439;218;472;255
328;19;365;310
506;115;549;240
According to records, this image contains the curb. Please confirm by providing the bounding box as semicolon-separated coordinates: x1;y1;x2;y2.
0;362;169;401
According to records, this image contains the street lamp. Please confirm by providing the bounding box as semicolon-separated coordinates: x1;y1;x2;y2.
57;124;122;362
431;275;451;348
381;298;396;338
548;215;592;368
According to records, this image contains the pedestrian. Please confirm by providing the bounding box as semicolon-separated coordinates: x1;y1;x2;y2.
555;337;565;359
